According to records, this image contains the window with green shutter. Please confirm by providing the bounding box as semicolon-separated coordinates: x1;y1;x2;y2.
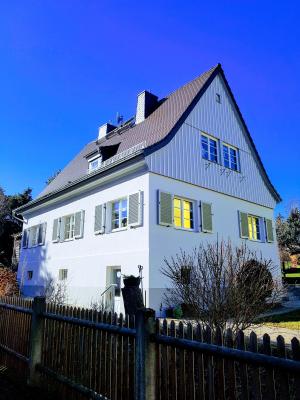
52;218;60;242
128;191;143;228
94;204;106;234
22;229;28;248
265;218;274;242
239;211;249;239
158;191;173;226
201;202;213;233
74;210;85;239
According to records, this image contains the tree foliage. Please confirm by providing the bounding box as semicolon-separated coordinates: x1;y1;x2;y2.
0;186;32;267
276;208;300;255
161;240;284;333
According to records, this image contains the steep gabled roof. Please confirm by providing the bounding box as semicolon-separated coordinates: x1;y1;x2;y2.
39;64;218;199
19;63;280;213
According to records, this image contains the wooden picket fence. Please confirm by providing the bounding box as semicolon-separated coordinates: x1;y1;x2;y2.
155;319;300;400
0;296;300;399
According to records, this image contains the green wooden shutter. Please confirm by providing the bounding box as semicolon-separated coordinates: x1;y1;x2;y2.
239;211;249;238
158;191;173;226
52;218;60;242
22;229;28;248
265;218;274;242
94;204;106;234
38;223;47;245
74;210;85;239
128;191;143;227
201;202;213;233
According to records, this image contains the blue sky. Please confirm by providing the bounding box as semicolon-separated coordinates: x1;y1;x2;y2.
0;1;299;215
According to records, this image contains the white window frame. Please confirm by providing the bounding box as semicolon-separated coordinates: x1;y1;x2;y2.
247;214;262;242
222;142;239;171
64;214;75;241
201;132;219;163
59;269;68;281
30;226;39;247
88;155;101;172
111;197;128;231
173;196;195;231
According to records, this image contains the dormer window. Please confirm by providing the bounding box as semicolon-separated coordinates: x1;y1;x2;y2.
89;156;101;172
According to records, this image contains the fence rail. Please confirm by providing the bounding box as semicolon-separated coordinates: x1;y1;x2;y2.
0;296;300;399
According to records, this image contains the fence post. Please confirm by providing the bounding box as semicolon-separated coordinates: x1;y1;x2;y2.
135;308;156;400
28;296;46;387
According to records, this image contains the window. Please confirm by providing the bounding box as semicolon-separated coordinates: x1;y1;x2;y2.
201;134;218;163
89;156;101;172
248;215;261;241
173;197;194;230
30;226;39;247
59;269;68;280
112;198;128;230
27;271;33;280
23;224;46;248
64;214;75;240
223;144;238;171
216;93;221;103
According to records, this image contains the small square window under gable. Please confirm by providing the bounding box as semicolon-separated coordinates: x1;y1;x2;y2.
216;93;221;103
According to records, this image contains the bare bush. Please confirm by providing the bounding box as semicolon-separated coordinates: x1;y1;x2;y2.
161;240;285;333
90;297;107;313
43;277;68;306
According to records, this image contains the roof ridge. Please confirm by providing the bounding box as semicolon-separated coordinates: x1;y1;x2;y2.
165;63;220;99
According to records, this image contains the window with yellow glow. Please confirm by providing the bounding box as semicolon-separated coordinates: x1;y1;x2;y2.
173;198;194;230
248;215;261;241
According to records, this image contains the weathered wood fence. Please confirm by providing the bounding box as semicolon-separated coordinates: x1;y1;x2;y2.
0;296;300;399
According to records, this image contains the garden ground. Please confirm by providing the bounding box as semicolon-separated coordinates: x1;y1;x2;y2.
0;368;49;400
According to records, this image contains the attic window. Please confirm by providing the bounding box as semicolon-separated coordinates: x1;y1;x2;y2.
216;93;221;103
89;156;101;172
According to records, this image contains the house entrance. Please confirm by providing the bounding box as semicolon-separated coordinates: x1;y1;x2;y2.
105;266;121;313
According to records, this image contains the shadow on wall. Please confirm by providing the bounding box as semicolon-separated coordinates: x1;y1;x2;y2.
18;243;67;302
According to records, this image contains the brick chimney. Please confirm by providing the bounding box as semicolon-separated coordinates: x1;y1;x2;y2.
135;91;159;124
98;123;116;141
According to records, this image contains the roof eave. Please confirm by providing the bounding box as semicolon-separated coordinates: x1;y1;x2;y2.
15;151;145;215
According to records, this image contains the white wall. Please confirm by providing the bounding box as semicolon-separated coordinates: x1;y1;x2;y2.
18;171;150;309
148;172;281;311
18;169;280;313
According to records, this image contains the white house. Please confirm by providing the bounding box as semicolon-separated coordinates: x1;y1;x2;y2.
15;64;281;313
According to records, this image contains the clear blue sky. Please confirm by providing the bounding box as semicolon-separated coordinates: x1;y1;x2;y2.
0;1;299;215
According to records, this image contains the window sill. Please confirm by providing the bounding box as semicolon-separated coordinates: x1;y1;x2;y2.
202;157;219;165
174;226;196;233
111;227;128;233
246;238;263;243
63;237;75;242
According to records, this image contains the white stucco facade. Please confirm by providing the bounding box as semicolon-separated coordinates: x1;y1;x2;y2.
18;168;280;313
18;169;150;309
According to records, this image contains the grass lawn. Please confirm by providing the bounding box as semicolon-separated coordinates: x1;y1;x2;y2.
258;309;300;330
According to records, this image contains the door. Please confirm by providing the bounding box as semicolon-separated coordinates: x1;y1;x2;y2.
106;267;121;313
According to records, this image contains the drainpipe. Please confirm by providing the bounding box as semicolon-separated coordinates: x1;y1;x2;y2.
12;210;27;225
